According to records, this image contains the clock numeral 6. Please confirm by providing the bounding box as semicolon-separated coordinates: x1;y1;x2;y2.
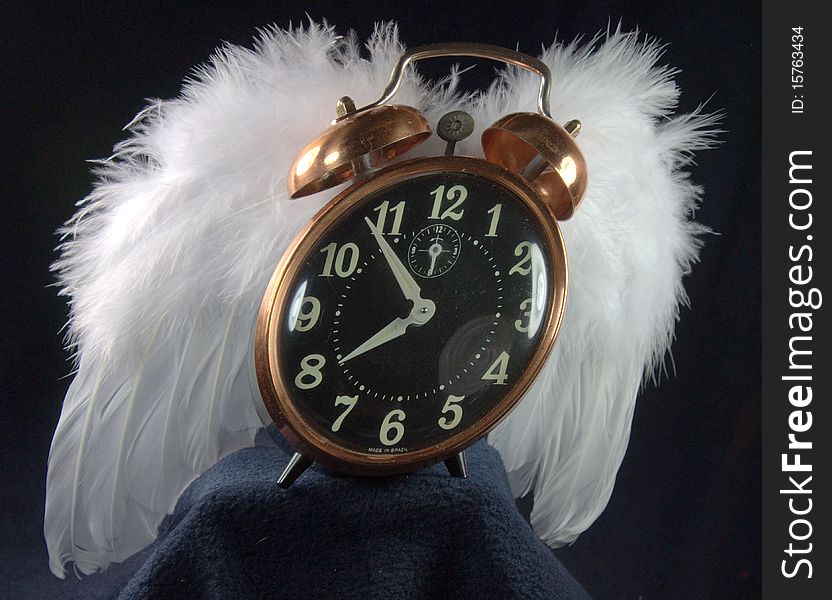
320;242;359;277
291;296;321;332
429;184;467;221
482;351;510;385
438;394;465;430
331;395;358;432
295;354;325;390
380;409;406;446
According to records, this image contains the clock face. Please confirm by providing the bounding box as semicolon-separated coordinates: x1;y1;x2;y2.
265;158;564;465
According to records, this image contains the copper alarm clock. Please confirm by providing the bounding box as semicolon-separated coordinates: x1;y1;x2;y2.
254;43;587;487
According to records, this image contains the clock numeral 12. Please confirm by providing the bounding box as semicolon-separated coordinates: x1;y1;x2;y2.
320;242;359;277
295;354;325;389
438;394;465;430
380;409;406;446
429;184;467;220
331;395;358;432
373;200;406;235
482;351;510;385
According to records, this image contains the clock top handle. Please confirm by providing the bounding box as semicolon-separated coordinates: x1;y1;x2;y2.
286;42;587;209
367;43;586;220
351;43;553;119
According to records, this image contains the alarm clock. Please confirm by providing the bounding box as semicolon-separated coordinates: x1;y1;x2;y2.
254;43;587;487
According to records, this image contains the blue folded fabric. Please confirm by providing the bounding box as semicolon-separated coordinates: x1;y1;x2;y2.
117;427;587;599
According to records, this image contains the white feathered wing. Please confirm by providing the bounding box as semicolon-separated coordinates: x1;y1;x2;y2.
479;32;719;545
45;23;717;577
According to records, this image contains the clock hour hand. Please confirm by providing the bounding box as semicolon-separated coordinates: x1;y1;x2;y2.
365;217;423;303
339;294;436;365
339;316;410;364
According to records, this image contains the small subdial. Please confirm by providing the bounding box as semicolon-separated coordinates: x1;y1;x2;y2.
408;224;461;278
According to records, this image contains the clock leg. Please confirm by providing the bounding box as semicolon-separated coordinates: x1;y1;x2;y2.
277;452;313;488
444;451;469;479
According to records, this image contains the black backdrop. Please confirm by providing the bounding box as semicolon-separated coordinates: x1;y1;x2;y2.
2;2;760;598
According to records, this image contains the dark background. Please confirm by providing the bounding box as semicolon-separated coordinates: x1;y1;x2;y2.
2;1;760;598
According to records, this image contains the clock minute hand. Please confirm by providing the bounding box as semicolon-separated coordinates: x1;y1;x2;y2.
339;316;410;364
365;217;423;303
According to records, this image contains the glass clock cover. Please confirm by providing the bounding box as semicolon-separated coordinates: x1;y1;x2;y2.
259;158;565;468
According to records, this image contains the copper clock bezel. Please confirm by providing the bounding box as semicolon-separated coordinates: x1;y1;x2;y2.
254;155;567;475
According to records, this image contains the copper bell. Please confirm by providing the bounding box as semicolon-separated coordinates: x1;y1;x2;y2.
482;113;587;220
287;99;431;198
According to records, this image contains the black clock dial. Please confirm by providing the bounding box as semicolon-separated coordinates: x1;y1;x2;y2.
278;169;553;455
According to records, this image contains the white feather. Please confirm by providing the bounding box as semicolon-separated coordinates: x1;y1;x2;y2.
45;22;718;576
484;28;720;545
